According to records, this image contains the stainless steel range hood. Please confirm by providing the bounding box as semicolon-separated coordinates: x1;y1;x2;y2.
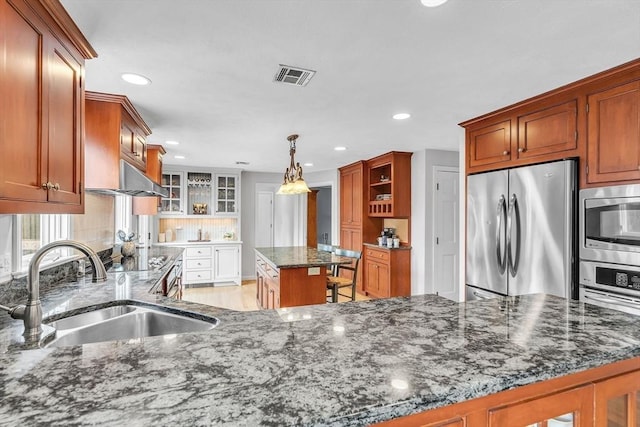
86;160;169;197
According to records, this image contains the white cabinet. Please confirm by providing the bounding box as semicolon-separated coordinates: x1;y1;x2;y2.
182;245;213;284
160;172;184;214
213;244;241;283
160;169;240;218
214;174;238;215
181;243;242;286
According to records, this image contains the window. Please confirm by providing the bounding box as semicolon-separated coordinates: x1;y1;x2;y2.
14;214;71;273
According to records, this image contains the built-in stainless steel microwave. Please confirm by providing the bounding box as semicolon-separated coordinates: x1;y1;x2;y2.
580;184;640;265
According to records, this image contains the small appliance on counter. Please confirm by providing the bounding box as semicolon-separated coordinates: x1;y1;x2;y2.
378;228;396;247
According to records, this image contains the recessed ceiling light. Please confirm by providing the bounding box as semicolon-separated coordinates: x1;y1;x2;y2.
235;161;250;165
165;140;180;145
393;113;411;120
334;146;347;151
304;162;314;167
420;0;448;7
174;155;185;159
121;73;151;85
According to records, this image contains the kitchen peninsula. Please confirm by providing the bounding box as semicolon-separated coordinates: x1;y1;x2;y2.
1;270;640;426
254;246;352;309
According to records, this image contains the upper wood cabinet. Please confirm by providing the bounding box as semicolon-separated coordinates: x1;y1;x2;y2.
367;151;412;218
0;0;96;214
467;120;512;169
517;100;577;160
586;80;640;185
132;145;166;215
340;161;364;227
461;58;640;187
85;91;152;190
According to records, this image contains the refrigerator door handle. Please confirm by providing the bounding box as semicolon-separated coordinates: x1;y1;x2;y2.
495;195;507;274
507;194;521;277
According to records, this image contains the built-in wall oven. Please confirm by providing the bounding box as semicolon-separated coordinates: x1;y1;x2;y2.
579;184;640;314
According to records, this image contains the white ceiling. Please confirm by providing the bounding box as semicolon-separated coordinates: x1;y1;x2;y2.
61;0;640;173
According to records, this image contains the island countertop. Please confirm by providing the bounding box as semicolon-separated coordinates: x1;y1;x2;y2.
1;271;640;425
255;246;353;268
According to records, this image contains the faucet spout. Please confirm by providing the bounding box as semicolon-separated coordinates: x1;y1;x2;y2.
11;240;108;339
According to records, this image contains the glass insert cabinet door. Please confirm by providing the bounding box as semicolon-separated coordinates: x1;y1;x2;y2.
594;370;640;427
489;385;593;426
215;174;237;214
160;172;183;213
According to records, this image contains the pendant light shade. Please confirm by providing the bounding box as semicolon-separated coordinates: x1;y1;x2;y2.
276;134;311;195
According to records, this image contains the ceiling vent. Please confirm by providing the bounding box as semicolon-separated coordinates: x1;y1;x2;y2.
274;65;316;87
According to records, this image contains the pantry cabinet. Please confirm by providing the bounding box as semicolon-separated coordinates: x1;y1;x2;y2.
0;0;96;214
586;80;640;185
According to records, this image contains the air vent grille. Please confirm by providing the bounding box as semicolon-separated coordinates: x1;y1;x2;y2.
274;65;316;87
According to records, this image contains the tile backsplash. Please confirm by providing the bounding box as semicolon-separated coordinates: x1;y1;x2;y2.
71;193;115;252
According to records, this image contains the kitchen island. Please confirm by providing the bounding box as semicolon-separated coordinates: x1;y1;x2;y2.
254;246;352;309
1;267;640;425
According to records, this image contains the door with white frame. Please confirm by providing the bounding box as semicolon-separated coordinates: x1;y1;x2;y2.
255;190;274;247
432;166;460;301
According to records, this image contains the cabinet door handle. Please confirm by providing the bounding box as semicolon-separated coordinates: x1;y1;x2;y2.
518;147;526;153
42;182;53;190
53;183;60;191
502;150;510;156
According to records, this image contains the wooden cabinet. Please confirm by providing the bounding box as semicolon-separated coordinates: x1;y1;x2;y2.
375;359;640;427
0;0;96;214
255;252;326;309
340;162;364;227
465;100;578;174
85;91;152;190
467;120;512;170
133;144;166;215
489;384;593;426
364;246;410;298
517;100;578;160
586;80;640;185
594;369;640;427
367;151;412;218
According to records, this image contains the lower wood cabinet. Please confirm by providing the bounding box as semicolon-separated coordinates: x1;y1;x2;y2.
255;252;326;309
364;246;410;298
374;358;640;427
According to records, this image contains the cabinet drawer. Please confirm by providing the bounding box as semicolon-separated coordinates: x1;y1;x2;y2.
366;248;390;263
185;246;212;258
184;270;212;282
185;258;212;269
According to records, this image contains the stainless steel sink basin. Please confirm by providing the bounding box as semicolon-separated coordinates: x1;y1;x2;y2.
43;304;218;348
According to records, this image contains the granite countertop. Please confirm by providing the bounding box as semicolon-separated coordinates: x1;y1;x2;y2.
2;266;640;425
255;246;353;269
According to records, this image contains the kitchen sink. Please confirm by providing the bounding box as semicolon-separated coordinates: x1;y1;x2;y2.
42;304;218;348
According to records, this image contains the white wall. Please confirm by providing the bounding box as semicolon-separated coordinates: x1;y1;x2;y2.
411;149;460;297
240;169;340;280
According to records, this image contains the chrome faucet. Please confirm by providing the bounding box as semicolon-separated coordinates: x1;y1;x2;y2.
1;240;107;339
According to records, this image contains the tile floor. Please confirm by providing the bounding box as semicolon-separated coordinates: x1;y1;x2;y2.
182;281;370;311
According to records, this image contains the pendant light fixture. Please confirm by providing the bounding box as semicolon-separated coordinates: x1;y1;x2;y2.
276;134;311;195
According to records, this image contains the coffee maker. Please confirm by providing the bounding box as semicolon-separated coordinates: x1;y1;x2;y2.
380;227;395;246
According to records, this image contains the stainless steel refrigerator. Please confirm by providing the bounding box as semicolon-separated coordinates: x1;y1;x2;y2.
466;159;576;301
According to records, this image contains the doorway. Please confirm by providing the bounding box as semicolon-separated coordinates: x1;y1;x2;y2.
307;186;332;245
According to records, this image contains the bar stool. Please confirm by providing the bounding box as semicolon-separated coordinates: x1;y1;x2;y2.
326;248;361;303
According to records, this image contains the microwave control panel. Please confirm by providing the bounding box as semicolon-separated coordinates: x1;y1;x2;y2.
596;267;640;291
